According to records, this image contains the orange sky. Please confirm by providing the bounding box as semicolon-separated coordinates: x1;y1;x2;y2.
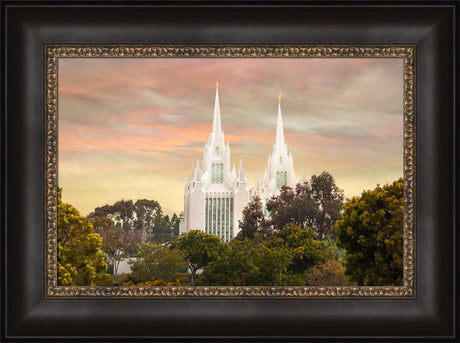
58;58;403;216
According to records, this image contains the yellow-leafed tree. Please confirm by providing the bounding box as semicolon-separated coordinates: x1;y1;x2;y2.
57;188;111;286
335;178;403;286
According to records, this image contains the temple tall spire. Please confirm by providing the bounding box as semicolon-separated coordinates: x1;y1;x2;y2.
212;82;222;135
275;93;285;153
182;84;249;243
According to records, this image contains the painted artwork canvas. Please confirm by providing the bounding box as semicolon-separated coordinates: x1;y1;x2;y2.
56;56;405;288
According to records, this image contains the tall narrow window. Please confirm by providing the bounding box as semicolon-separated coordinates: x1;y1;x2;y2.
205;198;209;234
219;163;223;183
276;171;287;189
211;163;224;184
229;198;234;238
280;156;283;164
217;198;221;237
215;147;219;156
212;197;216;235
211;163;216;183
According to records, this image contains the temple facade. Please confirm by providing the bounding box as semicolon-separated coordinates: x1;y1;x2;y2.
180;88;305;241
252;94;302;210
180;84;249;242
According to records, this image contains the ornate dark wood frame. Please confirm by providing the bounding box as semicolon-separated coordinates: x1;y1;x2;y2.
45;45;416;299
3;1;456;340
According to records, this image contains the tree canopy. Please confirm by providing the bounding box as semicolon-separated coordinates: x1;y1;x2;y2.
237;195;266;240
196;239;298;286
335;178;403;286
130;242;186;282
57;188;111;286
239;171;344;241
304;259;356;286
196;225;332;286
170;230;224;283
266;225;333;274
88;198;181;248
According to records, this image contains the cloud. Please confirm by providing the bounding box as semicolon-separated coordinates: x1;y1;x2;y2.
58;57;403;215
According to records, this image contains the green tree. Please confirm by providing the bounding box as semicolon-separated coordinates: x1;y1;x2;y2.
335;178;403;286
196;239;299;286
130;242;186;282
89;198;179;245
310;172;345;239
266;224;333;274
133;199;162;231
170;213;182;238
196;240;257;286
304;259;356;286
237;195;265;240
57;188;110;286
89;216;127;275
151;215;173;243
170;230;223;283
252;243;301;285
197;239;305;286
265;171;344;240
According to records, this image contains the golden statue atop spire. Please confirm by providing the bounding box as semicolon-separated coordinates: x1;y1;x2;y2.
278;93;282;104
216;81;219;89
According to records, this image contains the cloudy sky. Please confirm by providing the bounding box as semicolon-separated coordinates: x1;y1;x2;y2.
58;57;403;216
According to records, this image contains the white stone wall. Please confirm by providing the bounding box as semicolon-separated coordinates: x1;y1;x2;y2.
188;183;205;232
116;259;133;275
233;182;248;238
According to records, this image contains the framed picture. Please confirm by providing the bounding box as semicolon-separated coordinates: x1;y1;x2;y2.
2;1;457;341
47;46;414;298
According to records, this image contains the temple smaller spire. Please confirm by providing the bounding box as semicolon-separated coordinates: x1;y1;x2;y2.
237;159;247;182
254;171;261;190
195;160;202;181
275;94;285;153
300;167;307;184
263;168;269;187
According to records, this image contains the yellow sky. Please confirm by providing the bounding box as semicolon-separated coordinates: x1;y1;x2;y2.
58;58;403;216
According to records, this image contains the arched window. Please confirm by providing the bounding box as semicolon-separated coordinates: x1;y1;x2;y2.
215;147;219;156
279;156;283;164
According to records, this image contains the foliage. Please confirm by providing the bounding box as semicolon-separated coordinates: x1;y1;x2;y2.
266;225;333;274
324;238;347;261
120;278;185;286
170;230;224;283
195;240;257;286
89;216;127;274
57;188;111;286
196;226;332;286
149;214;180;243
133;199;163;231
88;198;180;245
240;171;344;241
335;178;403;286
237;196;266;240
265;184;319;234
196;239;300;286
130;242;187;282
304;259;356;286
170;212;182;238
309;172;345;240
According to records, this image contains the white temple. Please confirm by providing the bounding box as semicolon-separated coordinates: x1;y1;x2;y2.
180;83;249;242
252;94;300;211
